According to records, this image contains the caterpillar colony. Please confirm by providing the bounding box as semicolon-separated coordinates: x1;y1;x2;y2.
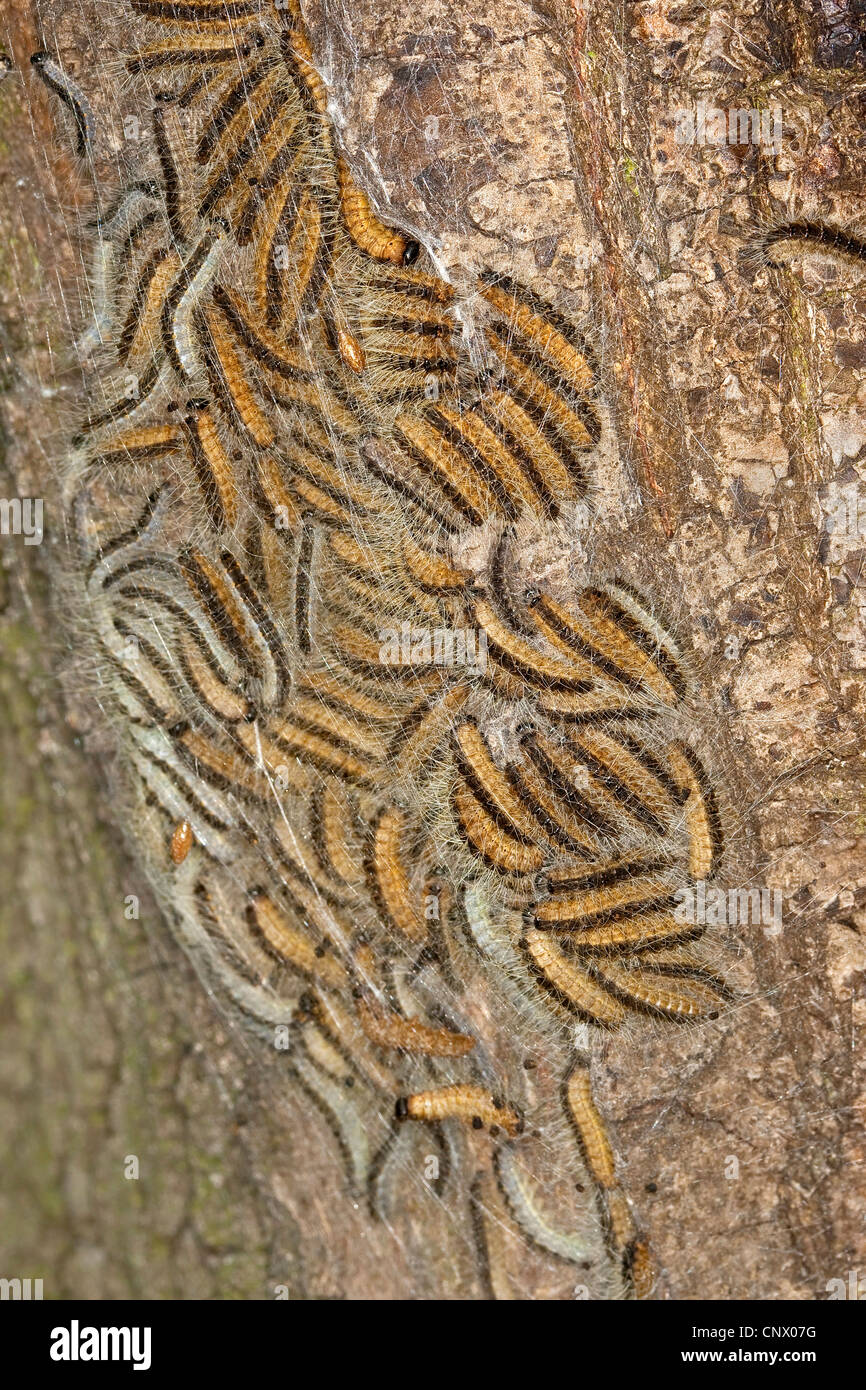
45;0;735;1298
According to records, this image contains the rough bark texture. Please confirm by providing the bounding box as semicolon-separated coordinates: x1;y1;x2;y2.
1;0;864;1299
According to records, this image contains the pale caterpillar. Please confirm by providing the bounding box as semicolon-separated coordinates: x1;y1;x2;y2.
30;51;96;157
51;0;738;1299
733;214;866;284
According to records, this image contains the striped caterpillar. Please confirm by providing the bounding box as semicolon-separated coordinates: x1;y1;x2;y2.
52;0;735;1299
30;50;96;157
737;216;866;280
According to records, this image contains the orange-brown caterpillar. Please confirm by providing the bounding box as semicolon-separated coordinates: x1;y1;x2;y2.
591;957;727;1021
118;250;183;365
130;0;262;23
522;931;627;1026
170;818;194;863
472;597;602;693
667;743;724;879
184;405;241;529
357;997;475;1057
394;414;505;524
534;868;677;929
626;1240;655;1299
127;32;257;77
480;271;596;394
249;891;347;990
528;588;683;706
452;779;546;875
336;156;420;267
396;1084;522;1136
203;304;276;447
367;808;428;944
565;1064;616;1188
453;719;554;849
564;1062;656;1296
93;423;182;462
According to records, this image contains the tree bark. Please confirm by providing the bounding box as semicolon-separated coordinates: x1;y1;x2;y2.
1;0;863;1299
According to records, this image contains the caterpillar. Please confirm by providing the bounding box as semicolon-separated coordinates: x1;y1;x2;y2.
53;0;736;1300
396;1084;522;1137
336;156;420;267
356;997;475;1057
743;219;866;275
170;817;195;863
30;51;95;157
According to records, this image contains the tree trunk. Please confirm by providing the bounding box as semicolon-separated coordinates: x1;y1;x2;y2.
1;0;863;1300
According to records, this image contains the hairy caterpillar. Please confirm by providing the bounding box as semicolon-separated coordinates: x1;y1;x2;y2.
744;219;866;274
30;51;95;157
52;0;737;1299
396;1084;522;1136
